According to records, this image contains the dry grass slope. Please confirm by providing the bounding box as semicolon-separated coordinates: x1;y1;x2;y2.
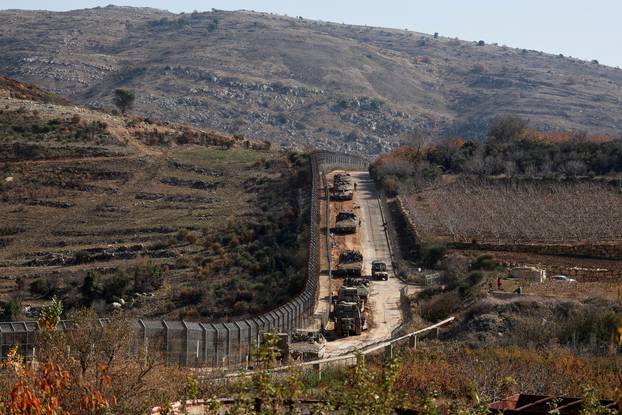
0;78;308;322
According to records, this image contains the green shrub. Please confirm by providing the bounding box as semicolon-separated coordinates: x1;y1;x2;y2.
81;271;97;301
30;278;59;299
133;262;164;293
417;286;444;301
176;288;204;306
102;274;129;301
421;244;447;268
0;298;21;321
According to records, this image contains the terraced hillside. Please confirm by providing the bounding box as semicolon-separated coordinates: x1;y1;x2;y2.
1;7;621;155
0;77;310;322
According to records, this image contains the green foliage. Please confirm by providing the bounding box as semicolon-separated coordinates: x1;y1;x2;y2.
81;271;97;300
208;18;219;32
421;244;447;268
132;261;164;293
176;288;204;306
184;376;199;401
38;296;63;330
113;88;135;114
373;116;622;183
102;273;129;301
30;277;60;299
337;354;402;415
579;385;618;414
381;176;400;196
416;286;444;301
219;333;308;414
419;290;460;321
488;115;529;142
417;392;441;415
0;298;21;321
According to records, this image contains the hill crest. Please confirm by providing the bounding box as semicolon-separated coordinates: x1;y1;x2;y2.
1;7;621;154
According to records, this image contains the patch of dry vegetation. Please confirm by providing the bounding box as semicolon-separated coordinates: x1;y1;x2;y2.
406;179;622;243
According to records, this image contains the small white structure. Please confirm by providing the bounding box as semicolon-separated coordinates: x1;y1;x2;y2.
510;266;546;283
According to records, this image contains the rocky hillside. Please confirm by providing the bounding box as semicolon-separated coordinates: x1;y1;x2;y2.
2;6;622;154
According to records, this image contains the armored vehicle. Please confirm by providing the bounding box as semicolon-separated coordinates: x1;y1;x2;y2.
337;250;363;277
289;330;326;361
334;302;367;337
335;286;365;311
331;173;354;201
344;277;369;302
334;210;357;234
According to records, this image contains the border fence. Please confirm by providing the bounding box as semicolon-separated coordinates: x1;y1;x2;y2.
0;151;370;368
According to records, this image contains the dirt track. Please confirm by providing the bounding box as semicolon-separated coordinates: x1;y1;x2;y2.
316;170;405;356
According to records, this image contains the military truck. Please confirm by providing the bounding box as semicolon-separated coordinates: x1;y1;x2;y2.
337;250;363;277
334;210;357;234
289;330;326;361
343;278;369;304
334;302;367;337
371;260;389;281
335;286;365;312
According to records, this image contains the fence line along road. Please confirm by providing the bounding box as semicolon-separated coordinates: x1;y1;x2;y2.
213;316;455;380
0;151;370;368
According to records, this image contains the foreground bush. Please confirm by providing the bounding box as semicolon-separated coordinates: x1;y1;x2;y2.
0;306;184;414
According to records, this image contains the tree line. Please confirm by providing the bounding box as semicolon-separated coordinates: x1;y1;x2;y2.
371;116;622;194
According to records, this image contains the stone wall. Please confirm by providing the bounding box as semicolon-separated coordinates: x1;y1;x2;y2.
447;241;622;261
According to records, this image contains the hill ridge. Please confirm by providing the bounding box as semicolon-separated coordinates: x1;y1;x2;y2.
1;7;621;154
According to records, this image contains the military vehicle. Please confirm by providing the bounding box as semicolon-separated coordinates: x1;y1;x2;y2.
335;286;365;311
331;173;354;201
343;277;369;303
334;302;367;337
289;330;326;361
334;210;357;234
371;260;389;281
336;250;363;277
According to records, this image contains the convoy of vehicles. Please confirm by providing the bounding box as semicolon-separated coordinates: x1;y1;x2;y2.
327;172;393;338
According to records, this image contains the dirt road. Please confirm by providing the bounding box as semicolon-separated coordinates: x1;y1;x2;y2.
318;170;406;356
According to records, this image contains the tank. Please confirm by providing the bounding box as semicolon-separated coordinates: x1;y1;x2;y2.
334;210;357;234
337;250;363;277
289;330;326;361
331;173;354;201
